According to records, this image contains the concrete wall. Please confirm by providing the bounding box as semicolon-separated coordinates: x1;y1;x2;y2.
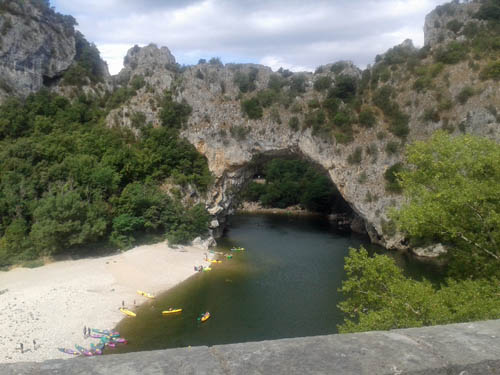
2;319;500;375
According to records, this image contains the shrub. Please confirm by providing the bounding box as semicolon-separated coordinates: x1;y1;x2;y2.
463;22;480;39
268;74;286;91
209;57;222;65
234;70;257;93
475;0;500;21
330;61;348;74
347;147;363;164
129;74;145;90
480;61;500;81
423;108;440;123
270;107;281;124
372;86;395;115
389;112;410;138
241;98;263;119
446;20;463;34
277;67;293;78
385;141;399;156
334;130;353;144
413;76;432;92
330;75;357;101
313;76;332;91
195;69;204;79
256;89;278;108
456;86;475;104
357;172;368;184
384;162;404;193
358;108;376;128
308;98;321;109
434;41;468;64
333;110;351;127
230;125;250;140
288;116;299;131
290;74;307;93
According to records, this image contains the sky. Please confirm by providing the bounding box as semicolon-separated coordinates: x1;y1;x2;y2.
51;0;446;75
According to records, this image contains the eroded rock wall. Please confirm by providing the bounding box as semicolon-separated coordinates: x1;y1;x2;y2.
0;0;76;97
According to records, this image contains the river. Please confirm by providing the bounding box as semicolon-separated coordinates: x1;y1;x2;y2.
110;213;442;354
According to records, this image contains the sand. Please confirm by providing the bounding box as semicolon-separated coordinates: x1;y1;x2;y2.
0;240;212;364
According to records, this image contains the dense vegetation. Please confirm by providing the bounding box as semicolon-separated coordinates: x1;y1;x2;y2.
339;132;500;332
0;90;213;267
240;158;347;214
62;32;107;86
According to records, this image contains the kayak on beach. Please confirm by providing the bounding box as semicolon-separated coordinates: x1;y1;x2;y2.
208;259;222;264
162;308;182;315
120;308;137;317
137;290;155;299
91;328;120;336
90;332;120;339
203;267;212;272
90;343;102;355
231;247;245;251
58;348;80;355
75;344;93;356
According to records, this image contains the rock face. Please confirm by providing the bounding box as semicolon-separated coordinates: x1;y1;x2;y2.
103;1;499;255
424;0;482;48
0;1;77;97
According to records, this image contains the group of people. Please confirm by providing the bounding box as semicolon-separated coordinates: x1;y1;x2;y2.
18;340;36;354
194;265;205;272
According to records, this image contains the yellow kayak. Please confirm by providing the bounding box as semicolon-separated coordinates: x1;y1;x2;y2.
200;312;211;322
208;260;222;264
137;290;155;299
120;308;136;317
203;267;212;272
162;308;182;315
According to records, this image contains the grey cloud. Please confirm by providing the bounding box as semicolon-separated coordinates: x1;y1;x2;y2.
51;0;445;73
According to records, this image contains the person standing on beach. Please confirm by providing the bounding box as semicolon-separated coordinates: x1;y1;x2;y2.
20;343;23;354
33;339;36;350
83;325;86;338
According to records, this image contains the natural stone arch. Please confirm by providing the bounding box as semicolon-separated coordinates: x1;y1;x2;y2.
202;149;360;236
177;63;399;248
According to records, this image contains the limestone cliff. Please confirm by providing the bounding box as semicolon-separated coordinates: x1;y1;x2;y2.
103;0;499;254
0;0;76;97
0;0;109;99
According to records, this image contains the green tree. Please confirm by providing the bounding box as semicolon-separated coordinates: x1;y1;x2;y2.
391;132;500;278
338;247;500;333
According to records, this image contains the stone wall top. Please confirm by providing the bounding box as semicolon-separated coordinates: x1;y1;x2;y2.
2;319;500;374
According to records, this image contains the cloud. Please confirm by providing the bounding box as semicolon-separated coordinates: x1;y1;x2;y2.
51;0;445;74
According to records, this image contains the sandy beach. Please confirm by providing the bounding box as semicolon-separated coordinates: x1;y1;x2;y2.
0;240;213;364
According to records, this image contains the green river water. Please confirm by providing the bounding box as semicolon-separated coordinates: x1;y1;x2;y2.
110;213;442;354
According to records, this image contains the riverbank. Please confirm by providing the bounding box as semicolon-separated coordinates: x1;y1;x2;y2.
237;201;320;216
0;240;212;364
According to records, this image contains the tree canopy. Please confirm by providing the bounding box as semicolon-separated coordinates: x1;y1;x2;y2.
0;90;212;267
339;132;500;333
241;158;347;213
391;131;500;278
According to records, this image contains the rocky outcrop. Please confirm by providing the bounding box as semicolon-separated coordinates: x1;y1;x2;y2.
103;1;499;255
424;0;482;48
0;0;77;98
